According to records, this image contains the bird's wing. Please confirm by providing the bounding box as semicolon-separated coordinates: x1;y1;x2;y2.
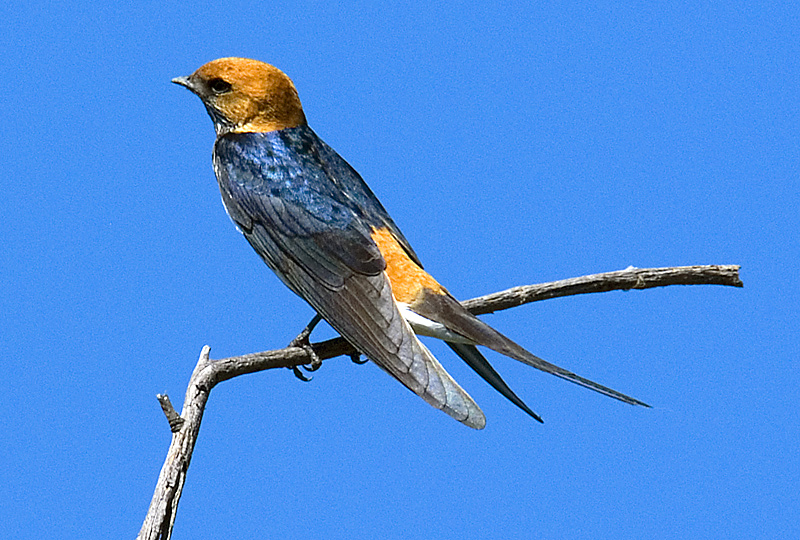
312;130;423;267
212;129;485;428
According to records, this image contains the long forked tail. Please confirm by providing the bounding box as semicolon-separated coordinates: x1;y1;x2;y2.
486;334;651;408
447;342;543;422
408;289;650;409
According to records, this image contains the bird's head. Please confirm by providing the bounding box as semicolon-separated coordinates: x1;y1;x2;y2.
172;57;306;135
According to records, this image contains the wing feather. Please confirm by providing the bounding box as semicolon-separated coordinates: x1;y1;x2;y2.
213;129;485;428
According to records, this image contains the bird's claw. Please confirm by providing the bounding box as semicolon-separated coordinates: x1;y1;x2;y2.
349;352;368;364
288;342;321;380
288;314;324;381
291;365;313;381
304;356;323;371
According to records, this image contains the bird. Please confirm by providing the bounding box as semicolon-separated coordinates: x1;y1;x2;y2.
172;57;649;429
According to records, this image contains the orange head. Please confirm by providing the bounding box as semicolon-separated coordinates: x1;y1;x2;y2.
173;57;307;134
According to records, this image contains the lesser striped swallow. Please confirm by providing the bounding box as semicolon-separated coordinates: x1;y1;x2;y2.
173;57;649;429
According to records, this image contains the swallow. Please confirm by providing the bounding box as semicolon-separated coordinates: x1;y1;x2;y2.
173;57;649;429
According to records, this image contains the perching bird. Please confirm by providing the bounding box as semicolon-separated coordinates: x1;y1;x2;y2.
173;57;649;429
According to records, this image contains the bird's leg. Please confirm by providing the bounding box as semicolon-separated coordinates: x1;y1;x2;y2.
288;314;323;380
290;313;323;347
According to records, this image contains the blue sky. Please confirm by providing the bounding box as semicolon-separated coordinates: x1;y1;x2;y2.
2;2;797;539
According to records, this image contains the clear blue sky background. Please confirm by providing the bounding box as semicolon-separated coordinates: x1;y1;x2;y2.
2;2;797;539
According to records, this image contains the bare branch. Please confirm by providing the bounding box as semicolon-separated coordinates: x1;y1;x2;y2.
137;264;741;540
462;264;743;315
139;347;210;540
157;394;185;433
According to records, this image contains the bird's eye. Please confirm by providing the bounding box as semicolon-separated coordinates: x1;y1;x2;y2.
208;78;232;94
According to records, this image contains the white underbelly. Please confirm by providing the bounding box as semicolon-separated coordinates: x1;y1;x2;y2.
397;303;475;344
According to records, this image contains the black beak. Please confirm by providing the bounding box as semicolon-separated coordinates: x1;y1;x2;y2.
171;76;193;90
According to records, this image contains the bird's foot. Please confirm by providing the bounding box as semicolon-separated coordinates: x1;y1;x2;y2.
349;351;368;365
288;314;323;381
